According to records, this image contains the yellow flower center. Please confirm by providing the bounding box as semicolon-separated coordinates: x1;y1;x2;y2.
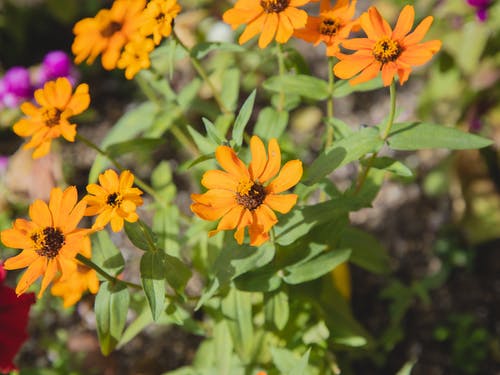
372;37;402;63
320;17;342;36
31;227;65;259
236;180;266;211
42;108;62;127
100;21;122;38
260;0;289;13
106;192;122;207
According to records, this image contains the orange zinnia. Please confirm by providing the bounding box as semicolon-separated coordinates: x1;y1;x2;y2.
1;187;91;297
117;36;155;79
333;5;441;86
191;136;303;246
13;77;90;159
84;169;144;232
51;237;99;308
140;0;182;45
222;0;313;48
294;0;358;56
72;0;146;70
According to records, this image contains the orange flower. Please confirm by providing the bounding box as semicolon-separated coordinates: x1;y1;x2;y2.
333;5;441;86
72;0;146;70
12;77;90;159
84;169;144;232
191;136;303;246
1;187;91;297
222;0;313;48
117;36;155;79
294;0;358;56
51;237;99;308
140;0;182;45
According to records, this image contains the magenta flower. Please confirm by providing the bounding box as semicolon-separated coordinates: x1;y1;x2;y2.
467;0;492;21
0;67;32;108
36;50;78;87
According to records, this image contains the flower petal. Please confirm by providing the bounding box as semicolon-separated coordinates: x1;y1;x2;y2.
29;199;53;227
259;138;281;183
267;160;303;194
249;136;267;181
3;251;39;270
403;16;433;45
258;13;278;48
334;54;374;79
201;170;239;190
15;257;46;296
392;5;414;40
215;145;249;179
38;258;58;298
264;193;298;214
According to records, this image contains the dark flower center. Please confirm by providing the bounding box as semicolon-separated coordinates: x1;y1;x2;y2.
372;37;402;63
32;227;65;259
320;17;342;36
260;0;289;13
106;192;121;207
43;108;62;127
236;181;266;211
101;21;122;38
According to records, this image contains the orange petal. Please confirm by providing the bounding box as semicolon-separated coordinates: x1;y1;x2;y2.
276;12;294;44
248;224;269;246
259;139;281;183
15;256;46;296
38;258;58;298
341;37;374;50
368;6;392;37
191;202;234;221
398;45;435;66
264;193;298;214
258;13;278;48
392;5;414;41
249;136;267;181
349;60;381;85
119;170;135;190
63;199;87;233
283;7;308;29
381;61;397;86
1;228;33;250
31;140;52;159
66;83;90;115
29;199;53;227
3;250;39;269
201;170;239;190
334;54;374;79
216;205;245;231
99;169;119;192
267;160;303;194
238;14;266;44
254;204;278;232
110;215;124;232
215;146;249;179
403;16;433;45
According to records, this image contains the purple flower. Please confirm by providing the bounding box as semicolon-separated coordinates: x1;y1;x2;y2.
467;0;492;21
36;50;78;87
0;67;32;108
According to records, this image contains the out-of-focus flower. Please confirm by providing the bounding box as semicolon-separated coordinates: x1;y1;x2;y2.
117;37;155;79
223;0;313;48
1;186;91;297
467;0;492;21
334;5;442;86
0;67;32;108
294;0;358;56
51;237;99;308
35;51;79;87
12;77;90;159
140;0;182;45
84;169;144;232
191;136;303;246
0;263;36;374
72;0;146;70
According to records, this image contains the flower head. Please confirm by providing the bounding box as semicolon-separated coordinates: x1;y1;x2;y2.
12;77;90;159
223;0;313;49
0;263;35;373
117;37;155;79
36;50;78;87
84;169;144;232
0;66;32;108
50;237;99;308
333;5;442;86
294;0;358;56
72;0;146;70
1;187;91;297
191;136;303;246
140;0;182;45
467;0;491;21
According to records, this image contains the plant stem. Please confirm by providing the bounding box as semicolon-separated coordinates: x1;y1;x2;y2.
355;80;397;194
76;253;142;290
276;43;286;112
75;133;164;205
326;56;336;147
171;30;231;115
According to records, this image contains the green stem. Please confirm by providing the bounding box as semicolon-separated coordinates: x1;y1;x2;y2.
75;133;164;205
76;253;141;290
171;30;231;115
135;74;161;107
276;43;286;112
326;56;336;147
355;80;397;194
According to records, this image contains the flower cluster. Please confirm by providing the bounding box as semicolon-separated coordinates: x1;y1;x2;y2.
72;0;181;79
0;51;77;109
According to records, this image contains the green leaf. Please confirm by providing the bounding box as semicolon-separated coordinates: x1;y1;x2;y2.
178;78;202;111
283;248;351;284
362;156;413;178
338;228;390;275
124;220;157;251
305;126;384;185
164;253;192;293
333;76;384;98
89;102;158;183
271;347;311;375
221;68;240;112
140;251;166;321
105;138;164;158
253;107;289;142
190;41;246;59
187;125;218;155
387;122;492;150
95;281;130;355
202;118;225;145
263;74;330;100
91;230;125;277
153;205;180;256
213;320;234;375
234;264;281;292
232;90;256;147
264;289;289;330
